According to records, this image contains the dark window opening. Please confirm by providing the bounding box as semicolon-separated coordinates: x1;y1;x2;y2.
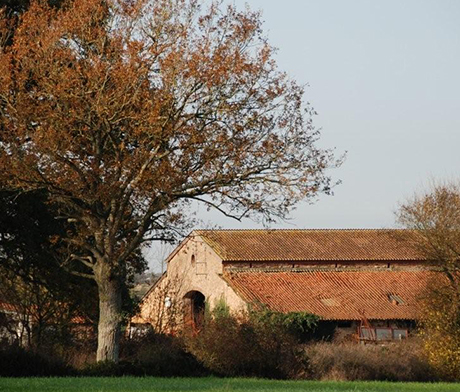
337;321;352;328
359;326;408;341
183;291;205;330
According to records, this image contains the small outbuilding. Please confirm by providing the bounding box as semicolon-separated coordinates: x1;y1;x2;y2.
0;301;30;346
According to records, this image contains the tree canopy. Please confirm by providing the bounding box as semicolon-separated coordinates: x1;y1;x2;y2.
398;182;460;285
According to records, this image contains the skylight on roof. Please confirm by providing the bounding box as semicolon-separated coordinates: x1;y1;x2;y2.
388;294;405;305
320;298;340;307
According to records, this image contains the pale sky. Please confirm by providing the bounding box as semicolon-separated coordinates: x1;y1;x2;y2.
148;0;460;269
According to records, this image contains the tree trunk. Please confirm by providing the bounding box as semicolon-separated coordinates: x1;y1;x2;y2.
95;266;122;363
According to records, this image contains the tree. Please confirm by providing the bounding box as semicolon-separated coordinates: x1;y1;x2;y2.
0;0;338;362
398;182;460;379
0;190;100;340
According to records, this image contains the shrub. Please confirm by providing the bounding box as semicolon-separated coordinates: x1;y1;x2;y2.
79;332;207;377
419;282;460;381
250;307;318;342
305;340;436;382
50;340;96;370
29;324;98;370
184;306;317;379
0;345;72;377
0;329;204;377
117;332;207;377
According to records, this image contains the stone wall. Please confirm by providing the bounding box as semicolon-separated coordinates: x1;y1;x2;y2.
133;235;246;332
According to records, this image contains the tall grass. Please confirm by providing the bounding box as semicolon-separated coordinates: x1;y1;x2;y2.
305;340;436;382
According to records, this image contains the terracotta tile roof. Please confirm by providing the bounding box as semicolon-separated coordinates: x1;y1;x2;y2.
0;301;17;313
197;229;424;262
0;301;90;324
223;269;436;320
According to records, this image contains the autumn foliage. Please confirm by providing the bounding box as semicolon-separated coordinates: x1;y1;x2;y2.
0;0;337;362
418;281;460;380
399;182;460;380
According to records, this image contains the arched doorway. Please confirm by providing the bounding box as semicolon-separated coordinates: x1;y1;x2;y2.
183;291;205;330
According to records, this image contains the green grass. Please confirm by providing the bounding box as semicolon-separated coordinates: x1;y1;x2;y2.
0;377;460;392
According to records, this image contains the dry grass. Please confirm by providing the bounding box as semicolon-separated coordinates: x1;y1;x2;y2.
305;340;436;382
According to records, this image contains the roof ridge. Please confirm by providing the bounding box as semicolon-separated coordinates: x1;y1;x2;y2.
225;266;434;273
195;228;408;231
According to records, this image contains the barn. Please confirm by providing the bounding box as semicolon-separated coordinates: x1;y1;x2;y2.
132;229;436;341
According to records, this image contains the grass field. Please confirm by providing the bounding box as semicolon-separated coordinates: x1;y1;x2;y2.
1;377;460;392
